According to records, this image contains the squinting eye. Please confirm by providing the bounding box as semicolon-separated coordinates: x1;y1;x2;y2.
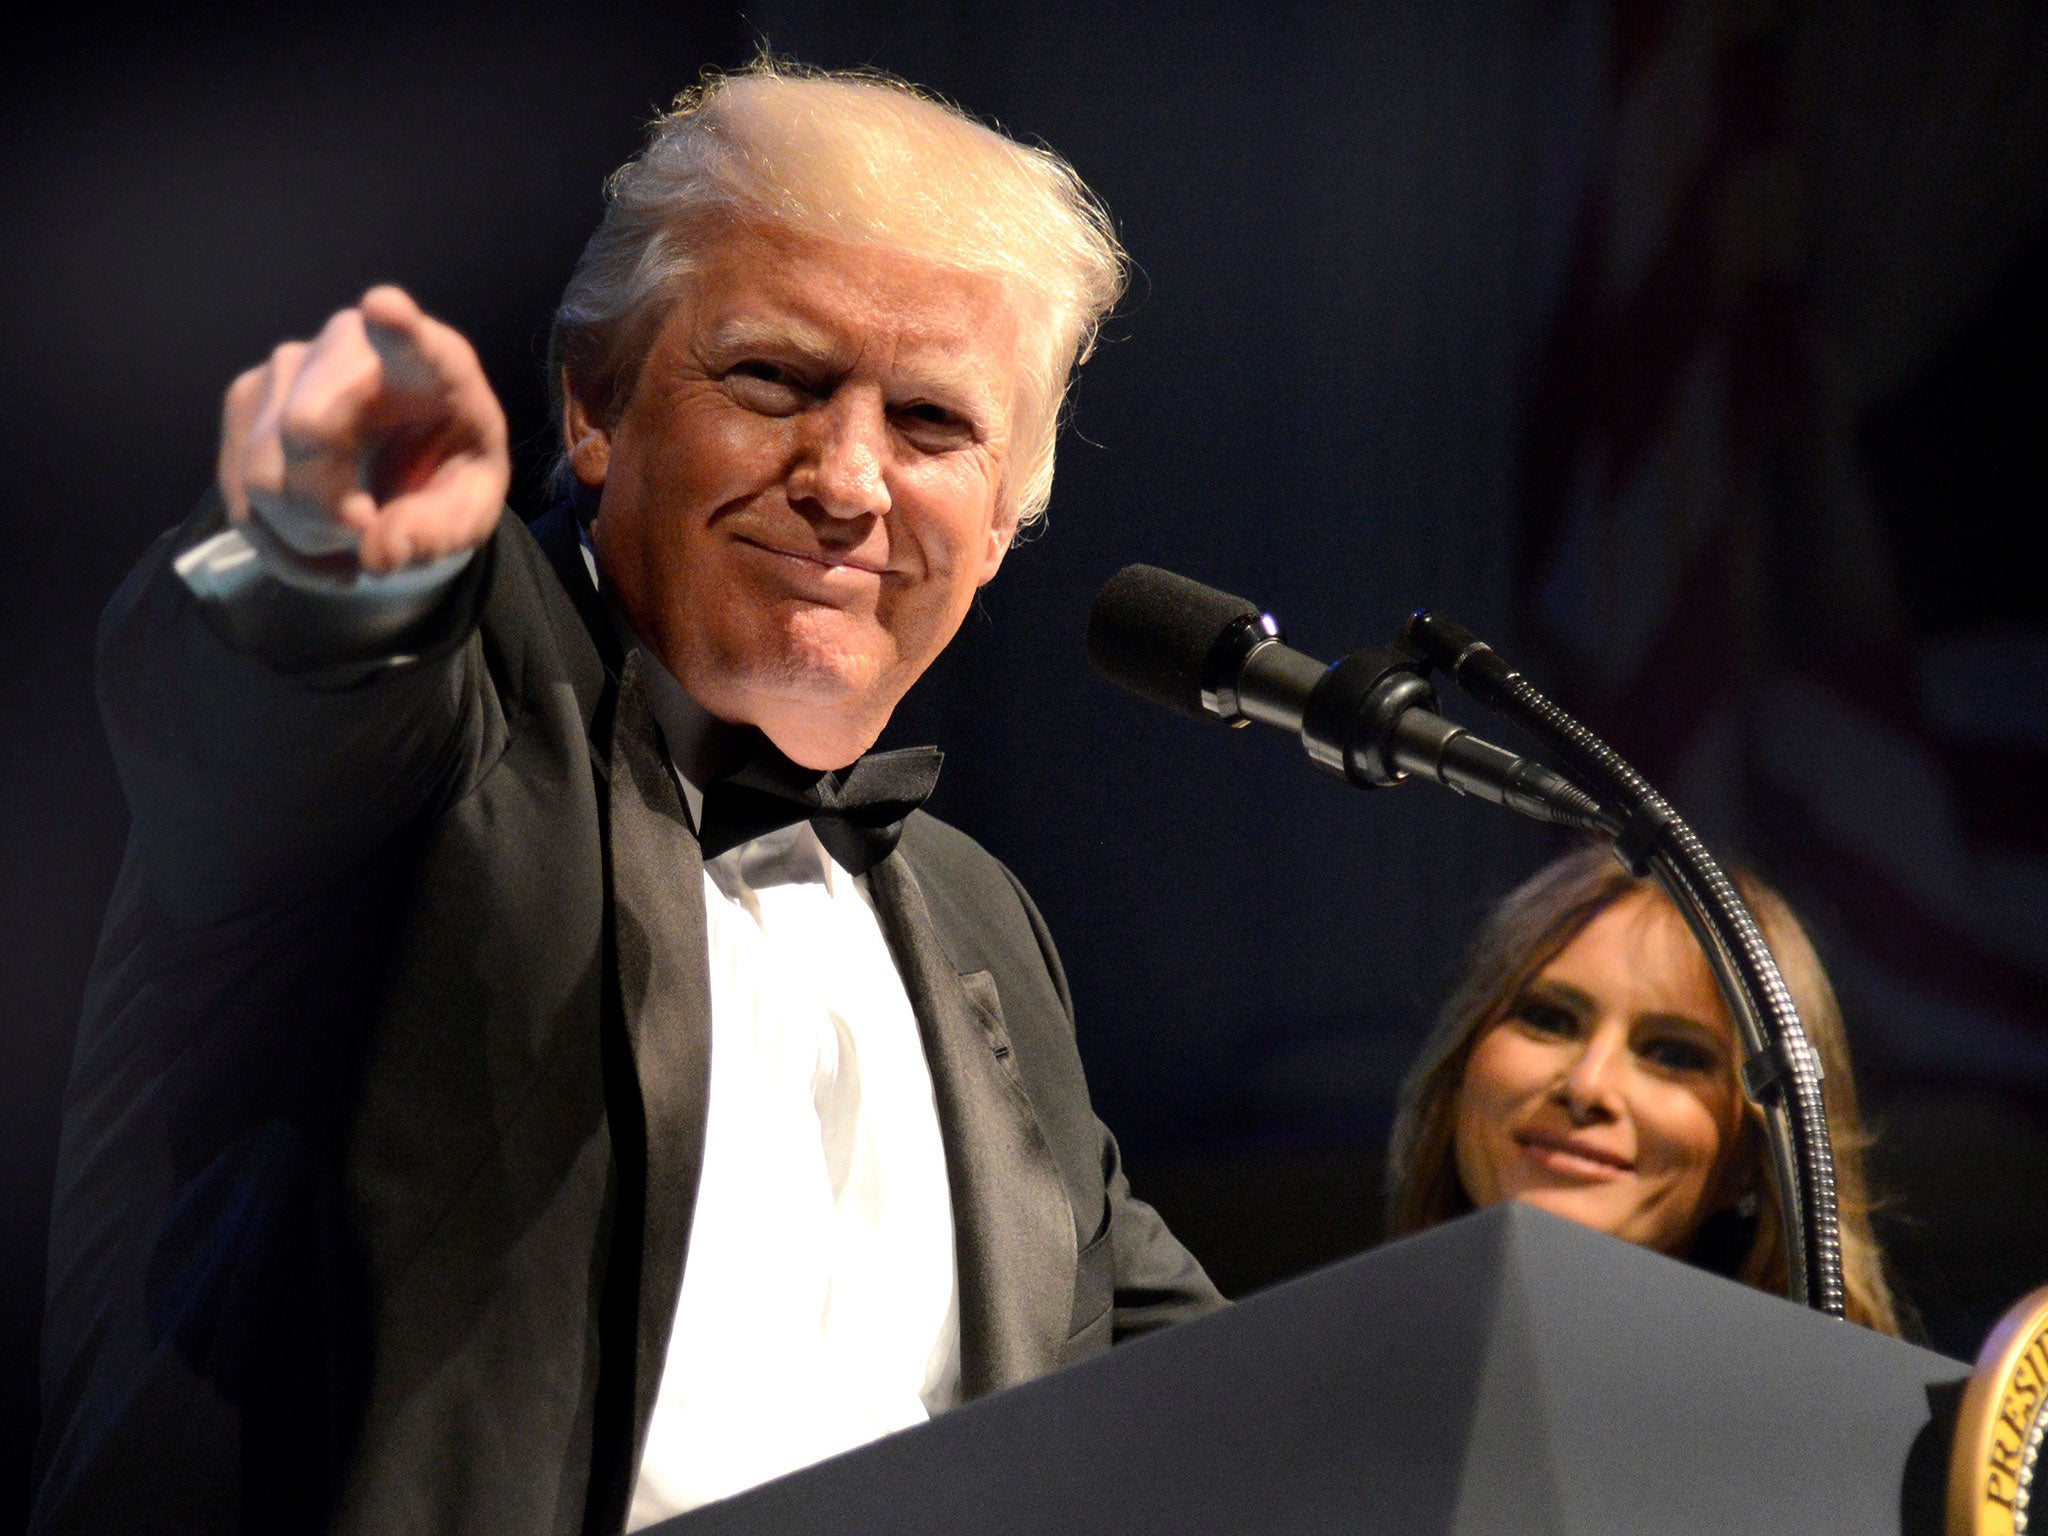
1641;1036;1717;1074
724;362;806;413
894;402;974;450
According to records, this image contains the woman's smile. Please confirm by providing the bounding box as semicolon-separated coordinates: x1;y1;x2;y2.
1452;889;1746;1256
1511;1128;1635;1180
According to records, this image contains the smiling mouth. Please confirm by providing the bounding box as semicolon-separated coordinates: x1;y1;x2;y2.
737;536;888;578
1514;1130;1635;1178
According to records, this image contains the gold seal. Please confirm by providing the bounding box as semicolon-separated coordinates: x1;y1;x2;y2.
1951;1285;2048;1536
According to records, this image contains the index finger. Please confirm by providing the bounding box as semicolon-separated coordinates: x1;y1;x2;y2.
356;285;506;450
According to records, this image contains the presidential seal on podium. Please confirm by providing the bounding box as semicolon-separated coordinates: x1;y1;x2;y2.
1952;1285;2048;1535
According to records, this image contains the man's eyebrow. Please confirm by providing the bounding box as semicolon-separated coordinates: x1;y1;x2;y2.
704;316;844;363
703;316;1006;418
892;360;1006;416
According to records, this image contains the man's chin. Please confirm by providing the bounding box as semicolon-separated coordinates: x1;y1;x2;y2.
763;613;906;699
666;605;885;700
663;610;921;758
744;662;903;769
759;637;890;704
713;639;900;731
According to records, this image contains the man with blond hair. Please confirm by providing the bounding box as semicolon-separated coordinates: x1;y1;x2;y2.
35;62;1219;1536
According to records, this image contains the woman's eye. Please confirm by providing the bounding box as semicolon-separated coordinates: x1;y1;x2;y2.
1641;1036;1717;1074
1512;998;1580;1038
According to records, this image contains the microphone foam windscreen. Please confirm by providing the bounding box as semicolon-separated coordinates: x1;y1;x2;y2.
1087;564;1260;721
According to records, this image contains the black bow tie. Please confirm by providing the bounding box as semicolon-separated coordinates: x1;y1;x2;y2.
696;741;943;876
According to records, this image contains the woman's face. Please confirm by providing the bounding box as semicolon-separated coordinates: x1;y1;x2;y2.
1451;889;1750;1256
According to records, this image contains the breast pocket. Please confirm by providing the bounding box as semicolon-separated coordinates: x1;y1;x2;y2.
956;970;1024;1092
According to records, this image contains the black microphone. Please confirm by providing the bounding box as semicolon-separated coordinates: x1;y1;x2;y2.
1087;564;1615;832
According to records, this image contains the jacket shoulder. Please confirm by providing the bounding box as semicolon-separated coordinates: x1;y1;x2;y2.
894;812;1025;935
895;812;1076;1026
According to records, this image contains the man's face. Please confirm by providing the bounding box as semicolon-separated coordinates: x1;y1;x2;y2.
576;222;1022;768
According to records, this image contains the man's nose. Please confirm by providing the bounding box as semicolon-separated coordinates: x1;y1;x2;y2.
792;391;891;522
1554;1025;1627;1123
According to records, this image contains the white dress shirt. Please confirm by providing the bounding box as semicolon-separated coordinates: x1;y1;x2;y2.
624;654;961;1529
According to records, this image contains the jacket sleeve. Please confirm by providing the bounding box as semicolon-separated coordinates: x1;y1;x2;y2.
1099;1123;1228;1335
997;863;1228;1333
97;491;506;929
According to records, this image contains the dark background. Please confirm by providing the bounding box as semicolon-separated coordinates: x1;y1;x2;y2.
5;1;2045;1523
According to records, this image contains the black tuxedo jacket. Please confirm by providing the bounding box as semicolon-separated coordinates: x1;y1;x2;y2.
34;499;1220;1536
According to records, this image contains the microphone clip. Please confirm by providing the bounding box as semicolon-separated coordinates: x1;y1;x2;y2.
1300;648;1437;787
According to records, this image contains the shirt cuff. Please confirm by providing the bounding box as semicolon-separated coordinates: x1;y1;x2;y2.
168;493;489;677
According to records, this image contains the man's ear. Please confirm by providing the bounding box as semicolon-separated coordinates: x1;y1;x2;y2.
977;505;1019;586
562;378;612;487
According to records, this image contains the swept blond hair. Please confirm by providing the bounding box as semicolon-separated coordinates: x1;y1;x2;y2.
549;56;1126;530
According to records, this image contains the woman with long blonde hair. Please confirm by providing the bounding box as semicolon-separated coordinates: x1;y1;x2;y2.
1386;843;1903;1334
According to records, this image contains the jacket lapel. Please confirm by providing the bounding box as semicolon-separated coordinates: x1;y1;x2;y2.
866;855;1077;1398
603;652;713;1473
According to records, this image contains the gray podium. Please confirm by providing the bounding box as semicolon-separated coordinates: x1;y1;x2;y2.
659;1204;1969;1535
